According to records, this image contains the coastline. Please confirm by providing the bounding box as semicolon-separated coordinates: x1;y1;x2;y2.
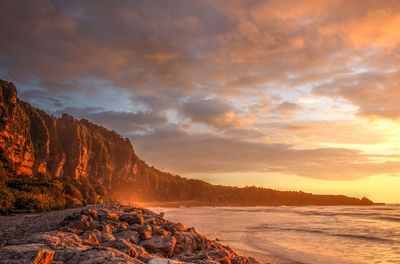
0;204;260;264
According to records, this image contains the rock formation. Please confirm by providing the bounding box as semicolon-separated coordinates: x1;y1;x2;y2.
0;204;260;264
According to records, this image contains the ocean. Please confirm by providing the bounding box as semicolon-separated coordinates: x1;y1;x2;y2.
151;205;400;264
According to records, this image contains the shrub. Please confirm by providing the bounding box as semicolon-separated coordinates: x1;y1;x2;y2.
0;186;15;214
64;183;84;200
64;195;84;208
13;191;66;212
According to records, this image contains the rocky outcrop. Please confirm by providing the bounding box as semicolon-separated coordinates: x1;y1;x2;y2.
0;204;260;264
0;79;375;208
0;80;138;188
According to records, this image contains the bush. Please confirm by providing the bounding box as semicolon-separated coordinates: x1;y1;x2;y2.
13;191;66;212
64;183;83;200
65;195;84;208
0;187;15;214
6;176;68;212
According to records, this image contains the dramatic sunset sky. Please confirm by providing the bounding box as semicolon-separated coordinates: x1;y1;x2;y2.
1;0;399;202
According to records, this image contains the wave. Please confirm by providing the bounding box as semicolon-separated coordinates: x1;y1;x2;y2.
252;224;397;243
215;206;400;220
377;216;400;222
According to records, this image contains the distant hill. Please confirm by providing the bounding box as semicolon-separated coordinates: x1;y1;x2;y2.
0;79;373;213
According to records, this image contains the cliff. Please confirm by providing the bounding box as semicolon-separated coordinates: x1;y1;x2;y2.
0;79;374;212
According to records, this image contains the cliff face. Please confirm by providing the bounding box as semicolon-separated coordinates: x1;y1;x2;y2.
0;80;138;192
0;79;374;209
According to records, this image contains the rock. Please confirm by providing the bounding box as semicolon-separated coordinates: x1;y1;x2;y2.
118;221;129;229
53;246;90;263
95;229;116;243
68;215;92;231
82;208;99;220
0;243;54;264
67;247;144;264
82;231;100;245
140;225;153;240
16;231;83;250
103;239;140;257
140;236;177;257
131;244;149;258
206;249;232;262
99;223;115;233
173;231;209;255
161;223;185;233
114;229;140;244
119;213;145;225
152;226;170;237
107;212;120;220
147;257;187;264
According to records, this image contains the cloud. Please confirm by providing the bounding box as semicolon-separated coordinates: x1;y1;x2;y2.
1;0;400;183
315;70;400;119
59;107;167;134
132;127;400;180
179;96;236;127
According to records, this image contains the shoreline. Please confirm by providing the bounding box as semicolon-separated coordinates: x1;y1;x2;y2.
0;204;261;264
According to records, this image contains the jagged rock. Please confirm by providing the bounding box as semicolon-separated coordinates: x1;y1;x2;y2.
152;225;170;237
67;247;144;264
103;239;139;257
81;231;100;245
120;213;145;225
15;231;83;250
140;236;177;257
173;231;210;255
140;225;153;240
114;229;140;244
94;229;116;243
147;258;187;264
106;212;120;220
0;243;54;264
131;244;149;258
205;249;232;262
68;215;92;231
118;221;130;229
53;246;90;263
82;209;99;220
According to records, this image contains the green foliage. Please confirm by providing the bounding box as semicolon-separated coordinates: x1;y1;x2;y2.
4;175;68;212
0;186;15;214
0;175;106;214
64;183;83;200
64;195;84;208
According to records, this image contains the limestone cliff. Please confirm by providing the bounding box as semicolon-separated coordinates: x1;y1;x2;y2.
0;80;138;192
0;79;375;209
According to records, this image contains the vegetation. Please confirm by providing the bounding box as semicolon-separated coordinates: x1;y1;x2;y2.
0;175;104;214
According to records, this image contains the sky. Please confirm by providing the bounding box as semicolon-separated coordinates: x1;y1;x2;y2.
1;0;399;203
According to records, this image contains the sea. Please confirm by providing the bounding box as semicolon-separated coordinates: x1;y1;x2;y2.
151;205;400;264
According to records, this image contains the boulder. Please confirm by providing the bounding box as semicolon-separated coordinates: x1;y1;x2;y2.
81;231;100;245
173;231;209;255
131;244;149;258
16;231;83;250
107;212;120;220
67;215;92;231
140;236;177;257
95;229;116;243
67;247;144;264
147;257;187;264
152;226;170;237
81;208;99;220
103;239;139;258
114;229;140;244
0;243;54;264
119;213;145;225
